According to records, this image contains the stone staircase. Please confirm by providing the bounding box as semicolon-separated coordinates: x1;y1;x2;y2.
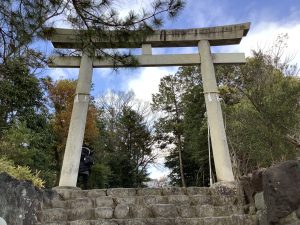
37;185;258;225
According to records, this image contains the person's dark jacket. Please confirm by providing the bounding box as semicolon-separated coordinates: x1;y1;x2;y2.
79;147;93;174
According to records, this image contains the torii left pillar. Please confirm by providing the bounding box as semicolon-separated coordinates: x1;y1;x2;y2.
59;51;93;187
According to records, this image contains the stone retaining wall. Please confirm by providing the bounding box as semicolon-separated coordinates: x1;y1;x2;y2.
2;160;300;225
37;184;257;225
0;174;258;225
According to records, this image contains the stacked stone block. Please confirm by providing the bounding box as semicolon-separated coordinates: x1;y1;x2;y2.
37;187;258;225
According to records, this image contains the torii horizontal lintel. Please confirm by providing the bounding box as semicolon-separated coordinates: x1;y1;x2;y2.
48;53;245;68
45;22;250;49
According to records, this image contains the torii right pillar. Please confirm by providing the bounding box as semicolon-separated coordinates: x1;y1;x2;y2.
199;40;235;182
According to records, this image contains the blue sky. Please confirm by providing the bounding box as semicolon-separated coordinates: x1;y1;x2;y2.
43;0;300;179
46;0;300;102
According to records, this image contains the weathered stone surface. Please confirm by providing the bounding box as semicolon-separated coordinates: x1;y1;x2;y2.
231;215;259;224
240;175;255;205
256;209;268;225
196;204;214;217
143;195;168;205
201;215;258;225
0;173;45;225
50;199;67;208
248;205;256;215
39;208;68;222
162;187;186;195
145;218;175;225
211;194;238;206
52;187;79;200
91;220;119;225
107;188;136;197
190;195;212;205
202;216;232;225
177;205;196;218
211;181;238;195
150;204;178;217
42;191;61;209
1;173;263;224
95;196;115;207
68;198;93;209
296;207;300;219
43;223;68;225
254;192;265;210
67;208;92;221
114;205;130;219
94;207;114;219
167;195;190;205
186;187;210;196
0;217;7;225
252;168;265;192
278;211;300;225
48;23;251;50
196;205;239;217
174;218;200;225
87;189;107;198
137;188;162;196
263;160;300;224
119;218;148;225
68;220;91;225
70;190;88;199
210;182;239;206
114;197;138;205
130;205;152;218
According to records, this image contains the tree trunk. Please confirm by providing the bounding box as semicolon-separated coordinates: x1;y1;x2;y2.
177;135;186;187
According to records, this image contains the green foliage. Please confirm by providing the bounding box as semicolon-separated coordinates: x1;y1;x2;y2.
152;73;186;186
1;0;185;68
0;157;45;188
95;92;154;188
0;0;186;189
218;47;300;176
182;84;211;186
0;59;44;132
43;78;99;185
153;66;211;187
0;0;64;65
88;163;111;189
0;121;56;187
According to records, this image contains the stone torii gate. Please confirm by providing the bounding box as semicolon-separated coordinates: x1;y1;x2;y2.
46;22;250;187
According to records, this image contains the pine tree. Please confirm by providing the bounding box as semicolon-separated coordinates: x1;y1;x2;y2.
152;66;210;187
96;91;154;188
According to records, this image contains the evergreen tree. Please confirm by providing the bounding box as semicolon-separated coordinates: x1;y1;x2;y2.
118;106;153;187
152;66;210;187
43;78;99;185
215;36;300;176
96;91;154;188
0;59;45;134
152;74;186;187
1;0;184;66
0;120;56;187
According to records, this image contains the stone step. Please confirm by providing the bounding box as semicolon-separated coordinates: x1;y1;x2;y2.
39;186;249;224
53;187;212;201
39;204;245;223
45;193;238;210
38;215;258;225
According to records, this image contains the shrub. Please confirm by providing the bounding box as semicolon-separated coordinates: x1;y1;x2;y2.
0;157;45;188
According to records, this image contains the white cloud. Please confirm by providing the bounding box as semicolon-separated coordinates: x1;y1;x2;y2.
148;164;170;180
127;67;178;102
236;22;300;67
113;0;152;18
46;68;78;80
125;22;300;104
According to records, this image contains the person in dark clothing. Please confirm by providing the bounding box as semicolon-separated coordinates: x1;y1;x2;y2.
77;145;93;189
